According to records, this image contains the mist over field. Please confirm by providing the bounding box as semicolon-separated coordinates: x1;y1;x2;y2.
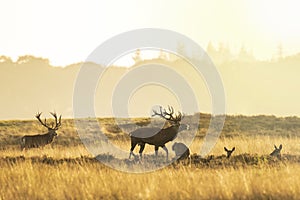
1;0;300;199
1;50;300;119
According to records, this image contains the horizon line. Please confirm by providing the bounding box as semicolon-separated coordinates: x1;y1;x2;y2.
1;51;300;68
1;112;299;121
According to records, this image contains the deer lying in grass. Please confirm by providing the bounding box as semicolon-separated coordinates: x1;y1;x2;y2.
172;142;190;161
20;112;61;150
129;106;188;161
270;144;282;157
224;147;235;158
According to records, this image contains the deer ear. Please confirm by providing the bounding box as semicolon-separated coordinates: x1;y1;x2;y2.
224;147;228;151
232;147;235;151
274;145;277;149
279;144;282;150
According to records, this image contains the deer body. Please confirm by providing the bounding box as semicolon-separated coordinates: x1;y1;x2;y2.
130;125;180;160
172;142;190;160
131;125;180;146
21;131;57;149
21;112;61;151
129;106;186;161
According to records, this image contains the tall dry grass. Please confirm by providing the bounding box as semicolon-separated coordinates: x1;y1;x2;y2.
0;136;299;199
1;136;299;160
0;116;299;199
0;159;299;199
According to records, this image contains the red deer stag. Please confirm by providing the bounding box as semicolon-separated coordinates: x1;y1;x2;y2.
20;112;61;150
129;106;188;161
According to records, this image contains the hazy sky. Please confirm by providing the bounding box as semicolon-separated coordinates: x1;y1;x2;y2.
0;0;300;119
1;0;300;66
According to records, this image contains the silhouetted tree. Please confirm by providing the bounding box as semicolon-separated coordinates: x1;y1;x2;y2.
177;42;186;57
158;48;168;60
132;49;142;64
238;46;255;62
0;56;13;63
277;43;283;61
206;41;217;57
17;55;49;65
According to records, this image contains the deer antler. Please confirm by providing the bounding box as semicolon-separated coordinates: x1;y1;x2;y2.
152;106;182;122
50;112;62;130
152;106;171;120
36;112;52;129
35;112;61;130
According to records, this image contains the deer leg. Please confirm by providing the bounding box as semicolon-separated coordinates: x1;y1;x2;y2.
20;137;25;151
21;147;26;156
155;146;159;158
162;145;169;161
129;141;137;159
139;143;145;159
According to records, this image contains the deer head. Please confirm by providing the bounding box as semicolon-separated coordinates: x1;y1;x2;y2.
36;112;61;135
270;144;282;157
224;147;235;158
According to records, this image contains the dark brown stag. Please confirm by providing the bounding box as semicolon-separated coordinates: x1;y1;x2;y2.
129;106;188;161
20;112;61;150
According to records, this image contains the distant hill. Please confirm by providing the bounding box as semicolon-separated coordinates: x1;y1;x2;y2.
1;54;300;119
0;55;85;119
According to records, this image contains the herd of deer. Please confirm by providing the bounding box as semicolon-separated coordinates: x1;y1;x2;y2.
20;106;283;160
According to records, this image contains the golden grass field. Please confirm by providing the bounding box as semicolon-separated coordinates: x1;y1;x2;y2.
0;114;300;199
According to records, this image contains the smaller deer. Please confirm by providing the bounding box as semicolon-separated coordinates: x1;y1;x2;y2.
224;147;235;158
270;144;282;157
172;142;190;161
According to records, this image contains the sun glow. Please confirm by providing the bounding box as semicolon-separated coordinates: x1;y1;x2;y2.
250;0;300;40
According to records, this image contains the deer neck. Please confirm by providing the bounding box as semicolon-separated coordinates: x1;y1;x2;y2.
167;124;179;131
163;124;180;141
48;130;57;138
